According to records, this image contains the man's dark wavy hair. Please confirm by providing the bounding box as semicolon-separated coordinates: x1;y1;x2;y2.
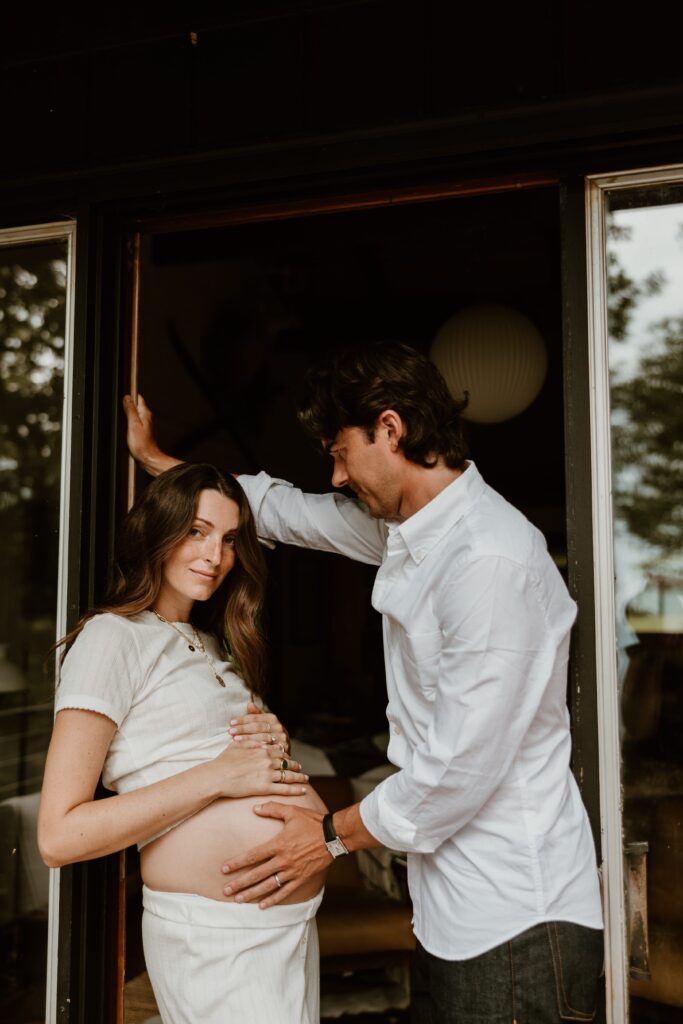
297;341;468;469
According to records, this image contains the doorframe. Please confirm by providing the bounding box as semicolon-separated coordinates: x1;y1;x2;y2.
118;169;566;1013
71;168;579;1020
585;161;683;1024
134;171;558;234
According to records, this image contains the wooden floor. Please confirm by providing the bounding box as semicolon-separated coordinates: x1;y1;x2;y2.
123;971;159;1024
323;1016;408;1023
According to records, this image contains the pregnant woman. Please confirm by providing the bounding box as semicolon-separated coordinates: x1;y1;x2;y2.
38;463;327;1024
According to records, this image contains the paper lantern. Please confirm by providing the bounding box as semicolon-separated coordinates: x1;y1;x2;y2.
430;304;548;424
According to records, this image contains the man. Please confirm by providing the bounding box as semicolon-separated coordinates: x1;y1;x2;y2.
126;341;603;1023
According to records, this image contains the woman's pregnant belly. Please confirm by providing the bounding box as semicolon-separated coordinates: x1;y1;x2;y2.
140;787;328;903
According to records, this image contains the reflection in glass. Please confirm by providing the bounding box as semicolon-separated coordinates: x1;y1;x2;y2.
0;242;67;1022
607;188;683;1023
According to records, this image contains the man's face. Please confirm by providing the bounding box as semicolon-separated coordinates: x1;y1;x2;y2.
327;424;403;520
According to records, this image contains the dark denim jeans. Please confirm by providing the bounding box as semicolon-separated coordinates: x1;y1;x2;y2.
411;921;604;1024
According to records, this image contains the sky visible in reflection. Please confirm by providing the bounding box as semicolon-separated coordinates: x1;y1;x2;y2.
608;201;683;647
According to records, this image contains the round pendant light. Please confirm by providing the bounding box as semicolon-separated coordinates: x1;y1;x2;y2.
430;304;548;424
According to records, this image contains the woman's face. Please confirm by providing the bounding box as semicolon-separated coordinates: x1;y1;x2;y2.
157;489;240;620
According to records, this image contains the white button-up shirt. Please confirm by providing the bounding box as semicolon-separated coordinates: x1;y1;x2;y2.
238;463;602;959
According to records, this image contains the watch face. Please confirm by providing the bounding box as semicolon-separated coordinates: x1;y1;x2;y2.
326;837;348;858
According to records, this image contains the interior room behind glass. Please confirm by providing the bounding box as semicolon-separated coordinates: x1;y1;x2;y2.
136;187;565;744
117;184;568;1020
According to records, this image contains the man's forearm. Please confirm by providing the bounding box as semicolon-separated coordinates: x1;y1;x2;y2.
141;449;182;477
123;394;183;477
332;801;382;853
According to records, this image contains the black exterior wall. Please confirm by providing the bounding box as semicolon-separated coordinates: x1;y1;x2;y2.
2;1;683;187
4;4;683;1020
1;0;683;221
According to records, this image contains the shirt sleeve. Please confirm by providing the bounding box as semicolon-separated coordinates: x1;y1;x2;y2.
359;555;566;853
237;471;386;566
54;613;142;727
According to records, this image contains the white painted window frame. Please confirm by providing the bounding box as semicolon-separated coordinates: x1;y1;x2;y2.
585;163;683;1024
0;219;77;1024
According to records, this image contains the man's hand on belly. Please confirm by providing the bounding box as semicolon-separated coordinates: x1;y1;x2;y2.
221;803;332;907
221;800;379;908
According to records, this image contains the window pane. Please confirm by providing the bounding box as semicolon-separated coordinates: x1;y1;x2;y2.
0;241;67;1022
606;187;683;1022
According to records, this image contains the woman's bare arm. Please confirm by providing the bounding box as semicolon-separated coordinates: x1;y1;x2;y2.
38;708;308;868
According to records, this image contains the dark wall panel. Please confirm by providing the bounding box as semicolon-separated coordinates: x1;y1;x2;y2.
88;39;193;161
308;1;425;128
193;19;307;146
2;1;683;185
3;56;90;173
427;1;563;112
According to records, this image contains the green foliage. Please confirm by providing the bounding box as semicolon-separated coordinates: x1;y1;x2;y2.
612;317;683;556
0;251;65;619
0;257;65;509
607;221;665;342
607;214;683;566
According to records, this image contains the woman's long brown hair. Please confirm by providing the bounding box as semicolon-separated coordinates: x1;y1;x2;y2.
56;464;268;697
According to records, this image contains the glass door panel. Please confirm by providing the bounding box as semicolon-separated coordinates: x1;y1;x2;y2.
589;171;683;1024
0;226;75;1024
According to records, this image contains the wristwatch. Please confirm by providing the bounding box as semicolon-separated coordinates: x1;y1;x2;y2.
322;812;349;858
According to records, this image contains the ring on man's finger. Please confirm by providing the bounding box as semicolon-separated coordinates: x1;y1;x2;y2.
274;873;282;889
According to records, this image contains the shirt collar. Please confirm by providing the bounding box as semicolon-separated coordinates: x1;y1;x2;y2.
391;461;485;565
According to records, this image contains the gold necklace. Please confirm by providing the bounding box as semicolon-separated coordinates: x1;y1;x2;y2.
153;610;226;687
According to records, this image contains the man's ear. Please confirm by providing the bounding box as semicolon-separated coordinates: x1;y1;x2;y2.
376;410;405;451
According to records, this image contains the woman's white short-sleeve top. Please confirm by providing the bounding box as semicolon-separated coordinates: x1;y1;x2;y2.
54;611;256;798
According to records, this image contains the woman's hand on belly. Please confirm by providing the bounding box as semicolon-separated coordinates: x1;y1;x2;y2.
228;701;291;753
208;741;308;799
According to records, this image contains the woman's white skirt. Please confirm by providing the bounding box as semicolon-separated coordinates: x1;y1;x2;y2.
142;884;323;1024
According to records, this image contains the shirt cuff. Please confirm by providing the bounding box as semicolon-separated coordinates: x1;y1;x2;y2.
54;694;123;727
359;779;417;852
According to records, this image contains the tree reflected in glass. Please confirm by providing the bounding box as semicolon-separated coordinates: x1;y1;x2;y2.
606;194;683;1020
0;241;66;1022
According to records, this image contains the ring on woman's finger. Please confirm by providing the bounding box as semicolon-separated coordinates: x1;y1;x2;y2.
280;768;286;783
267;734;276;744
274;873;282;889
280;758;289;771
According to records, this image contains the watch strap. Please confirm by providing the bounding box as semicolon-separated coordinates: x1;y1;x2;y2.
322;812;349;856
322;812;337;844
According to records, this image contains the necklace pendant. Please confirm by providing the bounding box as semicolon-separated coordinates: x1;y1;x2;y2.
154;613;224;688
